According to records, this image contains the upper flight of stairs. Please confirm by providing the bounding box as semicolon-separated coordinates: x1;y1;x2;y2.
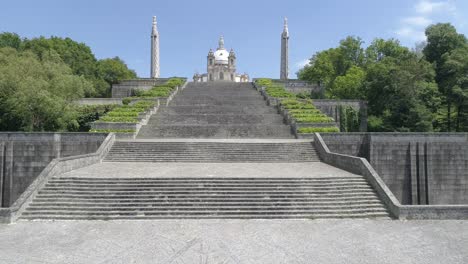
104;141;319;163
20;176;390;220
137;82;294;138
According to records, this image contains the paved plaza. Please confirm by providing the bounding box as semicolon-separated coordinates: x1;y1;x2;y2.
0;219;467;264
60;161;358;179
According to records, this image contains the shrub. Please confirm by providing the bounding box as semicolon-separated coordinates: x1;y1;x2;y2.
122;97;132;105
294;116;334;123
99;116;139;123
105;112;139;117
255;78;273;87
265;86;295;98
166;78;185;88
90;129;136;133
297;127;340;133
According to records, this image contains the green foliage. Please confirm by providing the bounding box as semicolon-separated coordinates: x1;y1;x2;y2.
265;86;295;98
72;104;117;132
99;116;139;123
339;106;360;132
280;99;317;110
165;78;185;88
0;47;90;131
254;78;295;98
122;97;132;105
328;66;366;99
96;57;137;96
297;32;453;132
0;32;22;50
17;35;137;98
133;78;184;98
90;129;136;133
95;101;155;124
279;99;335;124
297;127;340;133
255;78;273;87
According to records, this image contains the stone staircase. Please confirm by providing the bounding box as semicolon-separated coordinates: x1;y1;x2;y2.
136;82;294;138
19;81;392;220
104;141;319;162
21;176;390;220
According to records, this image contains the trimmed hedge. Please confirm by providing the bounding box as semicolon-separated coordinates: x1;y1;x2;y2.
255;79;296;98
279;99;337;125
90;129;136;133
133;78;184;98
297;127;340;133
97;101;156;123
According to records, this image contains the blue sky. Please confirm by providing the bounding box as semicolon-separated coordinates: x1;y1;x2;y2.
1;0;467;79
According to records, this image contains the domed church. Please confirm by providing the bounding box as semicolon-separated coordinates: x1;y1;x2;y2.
193;36;249;82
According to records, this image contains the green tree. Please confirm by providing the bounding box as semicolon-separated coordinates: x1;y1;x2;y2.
328;66;366;99
365;54;439;132
96;57;137;96
439;45;468;131
423;23;467;131
0;32;22;50
0;47;89;131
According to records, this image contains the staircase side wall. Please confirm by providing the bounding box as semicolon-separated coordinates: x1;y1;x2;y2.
0;133;108;207
320;133;468;205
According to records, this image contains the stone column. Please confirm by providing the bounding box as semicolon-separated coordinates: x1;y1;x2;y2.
150;16;160;78
280;17;289;80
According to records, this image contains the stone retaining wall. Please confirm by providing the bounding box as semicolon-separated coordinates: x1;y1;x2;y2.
314;133;468;219
320;133;468;205
0;133;108;208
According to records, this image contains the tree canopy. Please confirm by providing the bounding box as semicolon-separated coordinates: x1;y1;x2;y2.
0;33;137;97
298;23;467;132
0;32;137;132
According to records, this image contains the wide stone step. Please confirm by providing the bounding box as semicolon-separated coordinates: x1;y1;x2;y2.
48;176;364;183
30;199;383;205
44;182;356;188
41;185;372;192
21;207;388;215
106;142;317;161
137;125;293;138
150;114;285;125
32;197;383;204
35;193;380;200
25;204;385;214
158;106;278;115
20;213;391;220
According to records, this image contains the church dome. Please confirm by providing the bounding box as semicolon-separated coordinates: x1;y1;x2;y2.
214;49;229;65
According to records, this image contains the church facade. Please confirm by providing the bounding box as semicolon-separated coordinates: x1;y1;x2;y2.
193;36;249;83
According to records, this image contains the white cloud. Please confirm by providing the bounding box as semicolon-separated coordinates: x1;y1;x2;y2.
415;1;455;14
395;27;427;42
401;16;432;27
296;59;309;69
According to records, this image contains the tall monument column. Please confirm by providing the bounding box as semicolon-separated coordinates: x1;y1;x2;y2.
150;16;160;78
280;17;289;80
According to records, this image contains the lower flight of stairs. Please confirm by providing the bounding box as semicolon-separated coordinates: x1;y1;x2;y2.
20;176;390;220
104;141;319;162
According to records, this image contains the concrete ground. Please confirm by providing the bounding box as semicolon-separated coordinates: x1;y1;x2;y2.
59;162;359;179
0;219;467;264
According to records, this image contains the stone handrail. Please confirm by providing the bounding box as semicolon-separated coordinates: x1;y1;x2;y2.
0;133;116;223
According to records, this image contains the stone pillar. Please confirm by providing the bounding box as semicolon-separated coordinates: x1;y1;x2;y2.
280;17;289;80
150;16;160;78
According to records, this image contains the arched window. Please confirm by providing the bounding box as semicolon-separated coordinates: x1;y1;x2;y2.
209;59;213;65
231;74;234;80
219;72;224;80
209;74;213;81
